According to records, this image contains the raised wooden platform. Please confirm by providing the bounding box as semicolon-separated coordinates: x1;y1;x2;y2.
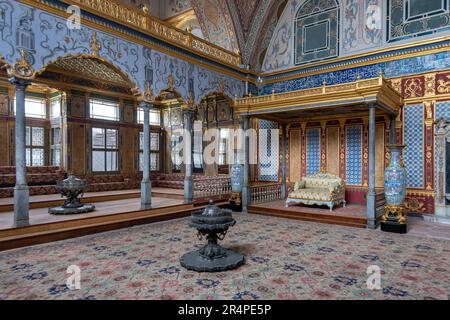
249;200;367;228
0;188;184;213
0;196;223;251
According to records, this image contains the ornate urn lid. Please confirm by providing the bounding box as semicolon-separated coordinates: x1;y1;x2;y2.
56;175;87;190
190;200;236;230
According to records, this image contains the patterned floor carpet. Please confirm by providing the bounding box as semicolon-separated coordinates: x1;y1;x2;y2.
0;214;449;300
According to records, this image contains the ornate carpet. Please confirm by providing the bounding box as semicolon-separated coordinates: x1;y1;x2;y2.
0;215;449;300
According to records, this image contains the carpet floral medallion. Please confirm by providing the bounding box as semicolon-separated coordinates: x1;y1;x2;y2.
0;215;449;300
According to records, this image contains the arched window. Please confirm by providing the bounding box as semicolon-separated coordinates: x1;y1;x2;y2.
294;0;339;65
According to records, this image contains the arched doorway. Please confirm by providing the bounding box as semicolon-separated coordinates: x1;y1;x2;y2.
196;92;237;176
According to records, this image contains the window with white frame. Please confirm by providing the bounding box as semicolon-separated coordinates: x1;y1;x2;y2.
14;97;47;119
92;127;119;172
137;107;161;125
218;128;230;166
139;131;160;172
50;96;61;118
193;121;203;173
171;133;182;172
51;127;61;166
89;98;120;121
26;126;45;166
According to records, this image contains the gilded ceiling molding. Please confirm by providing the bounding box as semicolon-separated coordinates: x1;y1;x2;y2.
19;0;243;72
235;75;403;116
33;53;140;93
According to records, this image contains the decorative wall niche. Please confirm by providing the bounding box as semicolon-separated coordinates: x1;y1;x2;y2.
294;0;339;65
388;0;450;42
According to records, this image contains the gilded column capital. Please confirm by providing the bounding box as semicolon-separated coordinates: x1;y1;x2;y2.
137;83;155;106
8;49;35;82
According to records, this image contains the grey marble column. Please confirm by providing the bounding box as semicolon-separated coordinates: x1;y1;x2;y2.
390;115;397;144
183;109;194;204
366;104;377;229
281;123;287;199
140;101;152;209
242;115;250;213
10;77;31;227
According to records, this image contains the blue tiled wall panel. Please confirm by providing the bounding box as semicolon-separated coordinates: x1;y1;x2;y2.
262;51;450;95
306;128;321;176
435;101;450;188
258;120;279;181
436;101;450;119
346;126;362;185
404;104;424;188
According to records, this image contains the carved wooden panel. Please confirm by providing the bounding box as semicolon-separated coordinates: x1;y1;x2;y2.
326;126;339;176
289;129;301;182
0;94;9;115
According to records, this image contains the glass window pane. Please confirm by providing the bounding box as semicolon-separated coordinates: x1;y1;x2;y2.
90;99;119;121
139;151;143;171
52;128;61;145
50;98;61;118
150;132;159;151
26;148;31;166
92;150;105;172
138;108;160;125
150;153;158;171
106;151;117;171
26;98;46;119
138;107;144;124
150;110;160;125
92;128;105;148
25;127;31;146
32;127;45;146
32;149;44;166
106;129;117;149
139;132;144;150
52;149;60;166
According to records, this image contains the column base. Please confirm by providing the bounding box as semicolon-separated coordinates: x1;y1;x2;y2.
242;187;249;214
13;184;29;228
366;191;378;229
140;180;152;210
281;184;287;200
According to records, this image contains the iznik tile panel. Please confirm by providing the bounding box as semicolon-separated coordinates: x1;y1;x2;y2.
346;125;363;185
435;101;450;190
436;101;450;119
258;120;279;181
306;127;321;176
404;104;424;188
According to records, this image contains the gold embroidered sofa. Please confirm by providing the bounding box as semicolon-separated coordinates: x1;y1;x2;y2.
286;173;346;211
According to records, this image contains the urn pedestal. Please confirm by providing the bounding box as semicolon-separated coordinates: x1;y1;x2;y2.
381;145;407;234
180;201;245;272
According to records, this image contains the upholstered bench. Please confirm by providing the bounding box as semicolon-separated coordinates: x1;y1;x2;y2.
286;172;346;211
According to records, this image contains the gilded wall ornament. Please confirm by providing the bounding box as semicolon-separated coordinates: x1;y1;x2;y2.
143;82;155;103
404;78;422;98
8;49;35;80
437;75;450;94
167;74;175;91
90;31;101;57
